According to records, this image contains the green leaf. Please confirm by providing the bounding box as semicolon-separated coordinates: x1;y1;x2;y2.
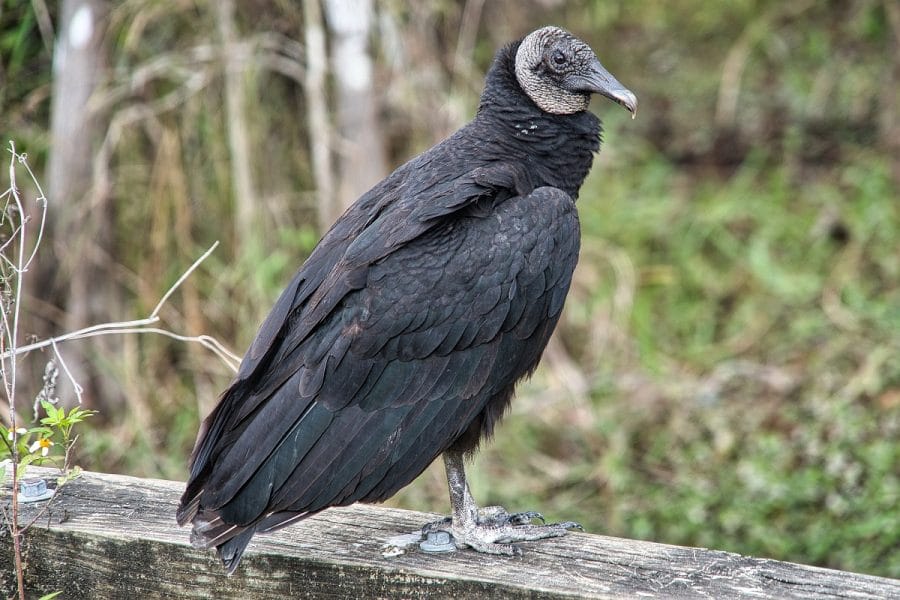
15;453;42;478
57;465;83;487
40;399;58;417
65;407;97;424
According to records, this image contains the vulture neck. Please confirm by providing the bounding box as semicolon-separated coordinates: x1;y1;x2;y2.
475;41;603;200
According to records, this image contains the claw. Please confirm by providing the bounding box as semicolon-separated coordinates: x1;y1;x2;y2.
506;511;544;525
421;517;451;534
434;451;579;558
419;512;580;556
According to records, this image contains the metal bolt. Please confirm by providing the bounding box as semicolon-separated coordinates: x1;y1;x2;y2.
19;478;54;503
419;530;455;553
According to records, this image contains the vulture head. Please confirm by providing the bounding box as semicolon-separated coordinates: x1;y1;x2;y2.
516;26;637;117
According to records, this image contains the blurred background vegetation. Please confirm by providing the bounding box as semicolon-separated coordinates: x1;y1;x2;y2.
1;0;898;579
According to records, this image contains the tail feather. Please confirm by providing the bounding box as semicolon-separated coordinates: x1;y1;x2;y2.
183;507;257;575
256;510;312;534
218;526;257;575
190;514;236;547
176;491;201;526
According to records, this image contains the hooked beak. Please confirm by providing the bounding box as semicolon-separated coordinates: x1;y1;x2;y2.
564;57;638;118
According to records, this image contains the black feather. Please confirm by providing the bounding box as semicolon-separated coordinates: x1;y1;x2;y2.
178;29;615;573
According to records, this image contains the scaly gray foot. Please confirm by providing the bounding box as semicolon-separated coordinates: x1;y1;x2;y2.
434;452;582;555
422;506;544;533
422;506;581;555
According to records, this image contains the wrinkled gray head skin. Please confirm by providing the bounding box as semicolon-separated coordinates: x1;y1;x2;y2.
515;26;637;116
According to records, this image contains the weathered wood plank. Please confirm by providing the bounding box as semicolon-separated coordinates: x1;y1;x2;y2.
2;468;898;599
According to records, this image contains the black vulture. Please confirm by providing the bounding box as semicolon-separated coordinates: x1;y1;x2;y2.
178;25;636;573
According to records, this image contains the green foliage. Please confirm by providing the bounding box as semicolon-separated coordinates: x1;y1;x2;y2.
0;1;47;107
432;147;899;578
233;226;321;320
579;379;899;575
1;402;96;479
393;135;898;577
0;0;52;152
40;400;97;446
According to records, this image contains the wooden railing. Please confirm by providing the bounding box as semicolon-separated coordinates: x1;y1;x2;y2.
2;467;898;598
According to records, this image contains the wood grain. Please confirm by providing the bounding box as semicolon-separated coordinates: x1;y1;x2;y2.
2;468;898;599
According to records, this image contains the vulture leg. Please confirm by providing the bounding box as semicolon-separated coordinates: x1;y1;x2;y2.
424;450;582;555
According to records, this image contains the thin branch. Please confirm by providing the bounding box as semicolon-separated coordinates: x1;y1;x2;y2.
6;317;166;356
90;328;240;373
0;241;238;373
0;226;24;262
5;141;28;424
3;140;28;600
14;153;49;270
150;241;219;318
50;339;84;404
452;0;485;85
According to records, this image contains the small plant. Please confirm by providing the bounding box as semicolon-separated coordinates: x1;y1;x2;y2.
37;399;97;469
1;142;236;599
1;141;51;600
1;398;97;482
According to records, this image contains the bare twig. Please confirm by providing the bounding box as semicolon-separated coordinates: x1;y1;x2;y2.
61;328;241;373
2;140;34;600
14;150;50;270
0;241;239;373
150;242;218;319
2;143;239;600
50;339;84;405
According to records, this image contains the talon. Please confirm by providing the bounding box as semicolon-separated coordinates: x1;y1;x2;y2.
507;511;544;525
428;453;581;558
478;506;508;520
421;517;451;534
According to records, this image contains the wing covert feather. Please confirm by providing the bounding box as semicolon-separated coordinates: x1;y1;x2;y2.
183;184;580;538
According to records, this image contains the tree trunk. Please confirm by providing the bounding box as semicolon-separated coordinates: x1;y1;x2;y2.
324;0;387;216
216;0;257;252
302;0;336;234
45;0;118;411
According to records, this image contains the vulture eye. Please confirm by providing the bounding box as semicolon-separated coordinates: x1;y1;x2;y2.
551;50;567;67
